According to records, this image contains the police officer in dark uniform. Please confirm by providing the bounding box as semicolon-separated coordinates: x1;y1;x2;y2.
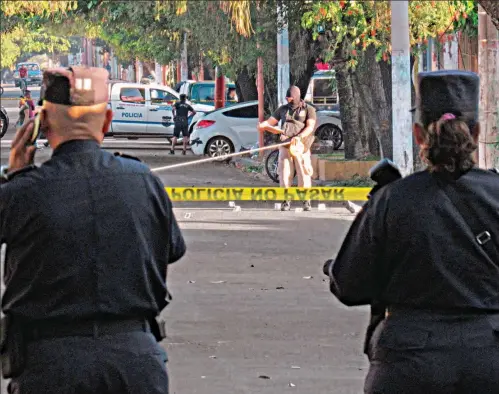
0;66;185;393
324;70;499;393
170;93;195;155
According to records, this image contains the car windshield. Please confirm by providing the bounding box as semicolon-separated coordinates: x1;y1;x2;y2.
191;83;237;102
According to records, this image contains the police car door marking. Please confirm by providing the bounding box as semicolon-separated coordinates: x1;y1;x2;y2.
121;112;144;118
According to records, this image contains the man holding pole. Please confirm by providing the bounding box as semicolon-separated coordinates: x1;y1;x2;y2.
258;86;316;211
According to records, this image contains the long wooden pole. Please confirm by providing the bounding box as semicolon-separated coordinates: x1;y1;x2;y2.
257;44;265;159
478;5;499;169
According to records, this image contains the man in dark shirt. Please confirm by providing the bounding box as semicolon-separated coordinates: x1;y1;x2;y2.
0;66;186;393
258;86;317;211
324;70;499;393
171;93;195;155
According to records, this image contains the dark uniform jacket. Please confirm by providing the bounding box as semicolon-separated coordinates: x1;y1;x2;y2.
173;102;194;122
0;140;186;322
330;168;499;312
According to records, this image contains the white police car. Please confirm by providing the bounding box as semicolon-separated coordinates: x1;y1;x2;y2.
107;82;212;141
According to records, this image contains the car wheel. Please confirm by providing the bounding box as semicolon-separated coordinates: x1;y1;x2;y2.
0;112;8;139
206;136;234;160
317;124;343;150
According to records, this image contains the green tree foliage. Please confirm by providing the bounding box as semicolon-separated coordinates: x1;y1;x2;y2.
301;0;476;68
0;27;71;68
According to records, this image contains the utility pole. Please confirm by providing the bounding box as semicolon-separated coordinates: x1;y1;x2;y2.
154;60;162;84
199;54;205;81
257;43;265;158
214;66;226;109
276;2;290;106
478;5;499;169
176;60;181;84
390;0;413;176
135;58;143;82
181;32;188;81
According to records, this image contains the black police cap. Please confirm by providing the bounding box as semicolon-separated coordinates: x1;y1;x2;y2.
412;70;479;129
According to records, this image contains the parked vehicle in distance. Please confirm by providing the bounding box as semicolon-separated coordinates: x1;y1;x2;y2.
140;75;155;84
0;106;9;139
305;70;339;111
189;100;343;158
14;62;43;87
106;82;213;142
178;80;238;108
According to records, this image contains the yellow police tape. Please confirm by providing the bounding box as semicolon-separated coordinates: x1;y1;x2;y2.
165;187;371;201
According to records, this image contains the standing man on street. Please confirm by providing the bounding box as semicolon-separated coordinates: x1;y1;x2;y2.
258;86;316;211
1;66;186;393
171;93;195;155
18;64;28;93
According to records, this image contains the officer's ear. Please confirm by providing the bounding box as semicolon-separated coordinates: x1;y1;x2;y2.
102;109;113;135
413;123;424;146
471;122;480;144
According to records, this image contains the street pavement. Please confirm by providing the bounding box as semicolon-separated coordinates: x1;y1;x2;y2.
0;84;40;101
1;209;368;394
0;110;370;393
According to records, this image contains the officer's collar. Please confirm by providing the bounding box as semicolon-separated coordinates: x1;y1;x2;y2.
52;139;100;157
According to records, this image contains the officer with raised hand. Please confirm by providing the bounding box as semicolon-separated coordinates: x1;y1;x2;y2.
0;66;185;393
324;70;499;393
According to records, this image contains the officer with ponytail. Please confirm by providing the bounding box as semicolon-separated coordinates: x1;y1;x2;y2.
325;70;499;393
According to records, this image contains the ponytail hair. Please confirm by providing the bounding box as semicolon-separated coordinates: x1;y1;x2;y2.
419;113;477;173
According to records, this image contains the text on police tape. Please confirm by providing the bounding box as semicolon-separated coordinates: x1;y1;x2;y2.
165;187;370;201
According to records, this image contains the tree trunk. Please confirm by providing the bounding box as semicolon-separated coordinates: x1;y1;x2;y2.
264;77;278;115
290;53;316;99
478;0;499;31
353;45;391;159
289;28;321;99
335;55;367;159
235;66;258;102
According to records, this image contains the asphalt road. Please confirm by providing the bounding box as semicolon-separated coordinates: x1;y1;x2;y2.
1;115;369;393
0;84;41;101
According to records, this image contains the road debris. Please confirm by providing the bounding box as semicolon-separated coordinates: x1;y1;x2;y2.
210;280;226;284
258;375;271;380
303;276;313;279
344;200;363;214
